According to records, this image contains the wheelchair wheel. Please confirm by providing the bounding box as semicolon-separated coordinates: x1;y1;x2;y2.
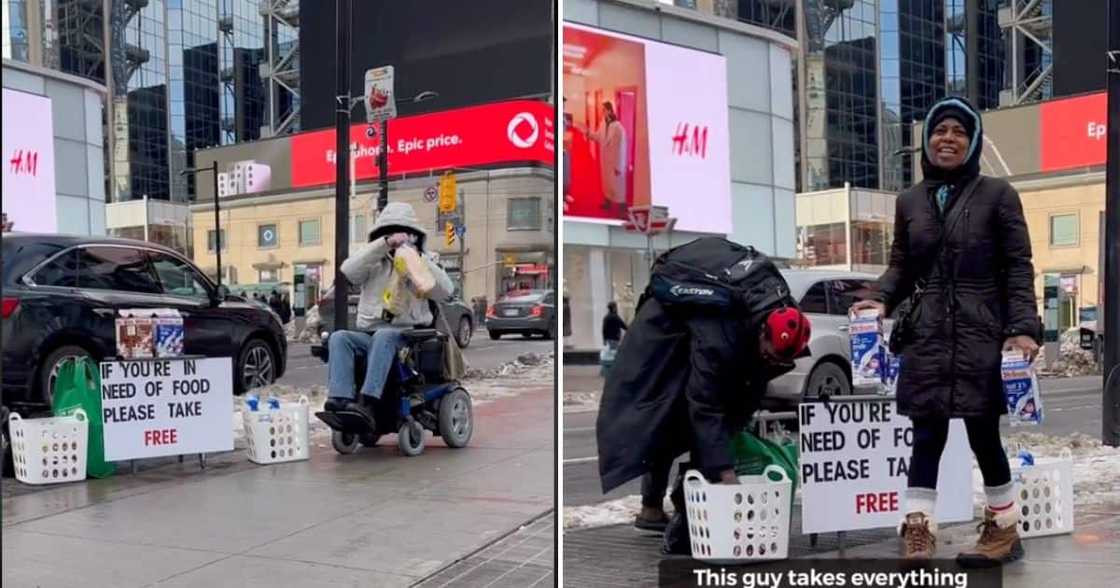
398;421;425;457
359;433;381;447
332;430;360;454
438;388;473;448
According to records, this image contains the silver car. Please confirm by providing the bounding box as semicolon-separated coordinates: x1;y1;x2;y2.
766;270;889;406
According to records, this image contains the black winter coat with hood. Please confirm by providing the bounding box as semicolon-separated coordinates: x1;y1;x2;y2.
880;97;1039;419
596;239;798;493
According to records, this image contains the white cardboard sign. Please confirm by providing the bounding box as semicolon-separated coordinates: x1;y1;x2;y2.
798;400;974;534
99;358;234;461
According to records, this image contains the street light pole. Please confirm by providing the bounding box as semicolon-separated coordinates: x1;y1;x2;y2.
1102;0;1120;446
333;0;352;334
378;117;389;212
211;160;222;288
180;161;222;287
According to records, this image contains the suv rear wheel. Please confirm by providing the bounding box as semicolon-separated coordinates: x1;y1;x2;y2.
40;345;94;408
238;338;277;393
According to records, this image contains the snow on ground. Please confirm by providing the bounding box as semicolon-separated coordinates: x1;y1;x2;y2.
564;495;645;530
229;353;555;442
563;391;599;413
967;431;1120;507
566;432;1120;531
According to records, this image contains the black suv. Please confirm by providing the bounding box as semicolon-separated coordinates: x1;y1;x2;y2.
1;234;287;413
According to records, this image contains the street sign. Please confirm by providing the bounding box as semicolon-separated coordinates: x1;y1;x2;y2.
363;65;396;124
438;172;457;213
424;185;438;202
623;205;675;235
455;224;466;237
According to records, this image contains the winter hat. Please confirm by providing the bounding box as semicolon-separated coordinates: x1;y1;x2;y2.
764;307;811;361
921;96;983;182
370;202;427;249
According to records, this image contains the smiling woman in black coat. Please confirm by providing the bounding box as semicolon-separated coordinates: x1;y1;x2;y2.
853;96;1040;566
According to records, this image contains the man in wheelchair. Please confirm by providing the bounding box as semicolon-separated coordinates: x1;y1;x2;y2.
324;202;454;425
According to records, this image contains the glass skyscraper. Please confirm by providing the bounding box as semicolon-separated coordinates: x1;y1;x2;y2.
3;0;272;202
797;0;1007;193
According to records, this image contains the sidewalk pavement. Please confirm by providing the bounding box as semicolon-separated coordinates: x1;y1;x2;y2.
2;382;554;588
562;365;602;413
563;502;1120;587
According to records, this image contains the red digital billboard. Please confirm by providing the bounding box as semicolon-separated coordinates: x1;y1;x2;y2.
290;100;554;188
1040;92;1107;172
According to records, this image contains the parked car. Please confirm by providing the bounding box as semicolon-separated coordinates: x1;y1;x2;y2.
765;270;890;408
0;233;287;414
486;289;557;340
316;284;476;348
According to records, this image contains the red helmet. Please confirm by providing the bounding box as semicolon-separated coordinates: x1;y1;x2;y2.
764;307;812;360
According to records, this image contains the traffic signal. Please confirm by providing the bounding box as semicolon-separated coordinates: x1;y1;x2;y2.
438;172;457;213
445;221;455;247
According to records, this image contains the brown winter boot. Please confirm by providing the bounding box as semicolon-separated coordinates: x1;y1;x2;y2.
957;508;1024;567
899;512;937;559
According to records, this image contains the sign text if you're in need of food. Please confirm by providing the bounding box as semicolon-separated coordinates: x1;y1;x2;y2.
798;400;974;534
99;358;233;461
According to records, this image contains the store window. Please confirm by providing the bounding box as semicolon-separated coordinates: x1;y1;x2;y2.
1049;213;1078;247
299;219;321;246
800;223;848;266
259;269;280;283
507;198;542;231
258;224;279;248
207;229;227;252
850;221;892;266
351;213;369;242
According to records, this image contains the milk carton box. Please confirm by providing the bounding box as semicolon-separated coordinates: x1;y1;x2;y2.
1002;351;1043;426
850;308;884;387
153;309;185;357
881;338;902;396
115;310;154;359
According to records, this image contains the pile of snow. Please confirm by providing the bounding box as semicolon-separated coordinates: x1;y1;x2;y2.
464;352;555;380
287;306;322;343
564;495;646;530
563;391;599;412
1040;328;1100;377
463;354;553;405
969;432;1120;507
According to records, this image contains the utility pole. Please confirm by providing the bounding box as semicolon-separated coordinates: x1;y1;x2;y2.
333;0;352;333
210;160;220;287
1103;0;1120;446
458;188;466;295
378;117;389;212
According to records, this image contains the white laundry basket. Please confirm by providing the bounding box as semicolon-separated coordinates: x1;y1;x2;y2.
684;465;793;563
244;396;310;465
1012;449;1074;538
8;409;88;485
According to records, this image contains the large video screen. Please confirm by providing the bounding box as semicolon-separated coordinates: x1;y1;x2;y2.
2;88;57;233
562;23;731;235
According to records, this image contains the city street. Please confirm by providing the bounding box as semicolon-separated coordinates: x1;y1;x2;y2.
2;347;556;587
278;333;554;390
562;365;1120;587
563;366;1108;507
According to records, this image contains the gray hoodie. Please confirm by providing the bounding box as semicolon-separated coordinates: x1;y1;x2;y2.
340;202;454;329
